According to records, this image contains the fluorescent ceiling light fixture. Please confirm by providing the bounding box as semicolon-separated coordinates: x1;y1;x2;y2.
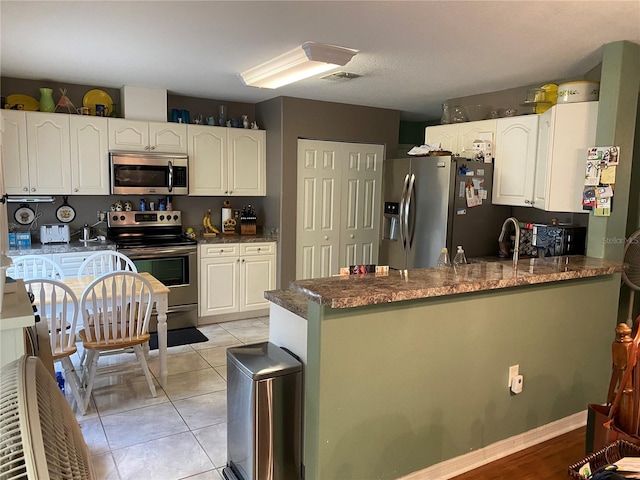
240;42;358;89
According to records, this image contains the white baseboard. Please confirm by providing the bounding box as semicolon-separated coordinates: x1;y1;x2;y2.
397;410;587;480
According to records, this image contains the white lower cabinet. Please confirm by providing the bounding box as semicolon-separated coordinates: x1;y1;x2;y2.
199;242;276;318
51;250;112;278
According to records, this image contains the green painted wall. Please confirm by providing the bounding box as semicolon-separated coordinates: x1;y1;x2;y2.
587;41;640;262
303;275;620;479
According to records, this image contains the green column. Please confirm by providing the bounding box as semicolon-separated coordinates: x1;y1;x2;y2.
587;41;640;260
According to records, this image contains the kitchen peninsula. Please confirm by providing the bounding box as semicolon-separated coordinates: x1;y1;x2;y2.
266;256;624;480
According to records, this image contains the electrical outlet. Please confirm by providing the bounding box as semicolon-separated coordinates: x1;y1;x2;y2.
508;364;519;388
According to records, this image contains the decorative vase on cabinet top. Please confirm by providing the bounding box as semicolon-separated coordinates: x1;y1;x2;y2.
39;88;55;112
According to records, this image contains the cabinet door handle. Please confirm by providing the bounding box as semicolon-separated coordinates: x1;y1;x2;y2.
150;145;156;150
73;188;78;192
144;145;150;150
324;236;329;240
31;188;36;192
23;187;28;192
242;259;245;263
350;234;354;239
525;199;531;204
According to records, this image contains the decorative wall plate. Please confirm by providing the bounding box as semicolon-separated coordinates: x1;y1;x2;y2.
14;204;35;224
82;89;113;116
6;94;40;111
55;197;76;223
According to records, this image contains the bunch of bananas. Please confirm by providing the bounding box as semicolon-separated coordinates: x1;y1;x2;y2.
202;209;221;234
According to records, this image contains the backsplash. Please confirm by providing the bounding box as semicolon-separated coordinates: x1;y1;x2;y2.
7;195;270;243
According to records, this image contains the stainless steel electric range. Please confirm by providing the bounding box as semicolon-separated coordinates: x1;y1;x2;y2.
107;210;197;331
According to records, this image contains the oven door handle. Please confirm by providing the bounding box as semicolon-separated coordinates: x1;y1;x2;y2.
119;246;197;258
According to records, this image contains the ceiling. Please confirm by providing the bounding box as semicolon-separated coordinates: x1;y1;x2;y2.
1;1;639;121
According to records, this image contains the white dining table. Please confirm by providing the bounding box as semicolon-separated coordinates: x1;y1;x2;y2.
58;272;171;387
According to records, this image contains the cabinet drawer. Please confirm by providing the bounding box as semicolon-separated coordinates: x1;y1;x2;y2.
199;243;240;258
240;242;275;256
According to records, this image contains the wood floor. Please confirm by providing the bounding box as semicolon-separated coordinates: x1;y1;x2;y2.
449;427;587;480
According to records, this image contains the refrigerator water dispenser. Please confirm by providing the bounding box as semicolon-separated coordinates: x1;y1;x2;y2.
382;202;399;241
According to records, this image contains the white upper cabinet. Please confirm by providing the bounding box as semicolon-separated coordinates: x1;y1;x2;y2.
425;119;496;157
70;116;109;194
492;102;598;212
188;126;265;196
227;129;266;196
2;110;30;195
492;115;540;207
457;120;497;156
533;102;598;213
108;118;187;153
424;124;458;153
2;111;109;195
25;112;72;195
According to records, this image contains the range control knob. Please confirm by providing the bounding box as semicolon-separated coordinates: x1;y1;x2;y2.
119;215;125;221
159;215;165;221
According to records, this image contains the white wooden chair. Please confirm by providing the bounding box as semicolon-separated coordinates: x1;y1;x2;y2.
79;271;156;413
25;278;85;415
10;254;66;280
77;251;137;277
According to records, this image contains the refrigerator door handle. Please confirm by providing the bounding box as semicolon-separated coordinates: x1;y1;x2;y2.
399;174;410;248
406;173;416;248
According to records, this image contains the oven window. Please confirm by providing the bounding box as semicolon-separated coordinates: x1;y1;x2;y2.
133;257;188;287
114;165;167;188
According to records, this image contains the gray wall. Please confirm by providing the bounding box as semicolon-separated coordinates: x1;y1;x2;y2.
6;195;268;242
256;96;400;288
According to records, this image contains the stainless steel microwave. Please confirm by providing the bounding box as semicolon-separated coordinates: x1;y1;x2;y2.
110;152;188;195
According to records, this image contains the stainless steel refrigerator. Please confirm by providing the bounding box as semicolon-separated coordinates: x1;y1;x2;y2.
379;156;511;269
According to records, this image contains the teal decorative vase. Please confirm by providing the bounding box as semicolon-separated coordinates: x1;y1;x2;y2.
39;88;55;112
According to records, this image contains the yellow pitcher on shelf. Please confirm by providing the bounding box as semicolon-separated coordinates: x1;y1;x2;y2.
537;83;558;114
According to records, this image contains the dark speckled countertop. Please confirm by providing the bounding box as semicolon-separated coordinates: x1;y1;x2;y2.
8;239;117;256
197;233;277;244
264;256;624;316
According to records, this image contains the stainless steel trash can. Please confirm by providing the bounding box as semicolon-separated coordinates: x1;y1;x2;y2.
223;342;302;480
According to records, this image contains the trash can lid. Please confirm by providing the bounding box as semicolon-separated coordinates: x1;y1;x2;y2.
227;341;302;380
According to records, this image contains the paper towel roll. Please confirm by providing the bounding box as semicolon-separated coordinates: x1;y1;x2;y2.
222;208;233;223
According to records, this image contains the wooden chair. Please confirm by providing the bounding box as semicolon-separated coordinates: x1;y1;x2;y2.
77;251;137;277
79;271;156;413
25;278;86;415
10;254;66;280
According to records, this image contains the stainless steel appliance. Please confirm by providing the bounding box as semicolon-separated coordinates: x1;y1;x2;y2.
107;210;197;331
379;156;511;269
531;224;587;257
224;342;302;480
110;152;188;195
40;224;70;244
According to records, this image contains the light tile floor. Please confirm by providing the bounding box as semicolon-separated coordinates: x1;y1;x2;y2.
67;317;270;480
